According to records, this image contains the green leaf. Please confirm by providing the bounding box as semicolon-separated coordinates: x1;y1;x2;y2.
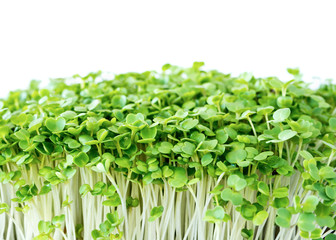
111;95;127;108
278;130;297;141
325;186;336;199
308;161;320;180
201;153;213;166
65;138;81;149
273;187;288;198
254;151;273;161
102;193;121;207
277;96;293;108
203;206;226;223
126;196;140;208
298;213;316;232
148;206;164;222
329;117;336;131
226;149;247;164
168;167;188;188
316;215;335;228
239;110;255;120
0;203;9;214
87;99;100;110
216;129;228;144
162;166;174;178
73;152;89;167
40;184;52;195
319;166;336;179
91;230;102;239
221;188;243;205
258;182;270;196
299;150;313;160
174;109;188;119
52;214;65;225
241;228;254;240
228;174;247;191
302;196;319;212
180;118;199;131
190;132;205;143
38;220;53;234
273;108;291;122
187;178;200;185
181;142;196;155
78;135;93;145
126;113;140;124
63;167;76;179
115;157;132;169
11;113;27;126
99;220;112;234
158;142;173;154
46;117;66;132
326;235;336;240
272;197;289;208
14;129;30;141
79;184;91;197
28;118;43;132
201;139;218;150
60;110;77;119
106;212;123;227
253;210;268;225
275;208;292;228
140;126;157;139
257;106;274;115
241;204;257;220
97;129;108;142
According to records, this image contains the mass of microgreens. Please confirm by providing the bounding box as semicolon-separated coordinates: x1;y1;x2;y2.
0;63;336;240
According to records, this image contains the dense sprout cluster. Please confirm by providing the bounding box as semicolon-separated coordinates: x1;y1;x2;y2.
0;63;336;240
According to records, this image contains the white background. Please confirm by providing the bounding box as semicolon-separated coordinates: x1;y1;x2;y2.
0;0;336;97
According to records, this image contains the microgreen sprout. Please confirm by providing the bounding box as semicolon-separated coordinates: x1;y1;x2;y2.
0;63;335;239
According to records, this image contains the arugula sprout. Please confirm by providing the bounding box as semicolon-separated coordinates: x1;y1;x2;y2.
0;63;335;240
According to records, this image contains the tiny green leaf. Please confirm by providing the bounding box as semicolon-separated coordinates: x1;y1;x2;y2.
73;152;89;167
298;213;316;232
148;206;164;222
168;167;188;188
228;174;247;191
258;182;270;196
273;108;291;122
201;153;213;166
221;188;243;205
203;206;226;223
275;208;292;228
226;149;247;164
253;210;268;225
158;142;173;154
0;203;9;214
302;196;319;212
278;130;297;141
254;151;273;161
45;117;66;132
273;187;289;198
180;118;199;130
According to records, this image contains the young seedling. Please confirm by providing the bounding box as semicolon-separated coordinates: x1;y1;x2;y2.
0;63;335;240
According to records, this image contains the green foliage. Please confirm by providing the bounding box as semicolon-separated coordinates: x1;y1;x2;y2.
227;174;247;191
203;206;229;223
275;208;292;228
252;210;268;225
34;214;65;240
45;117;66;133
91;212;123;239
0;63;335;239
168;167;188;188
148;206;164;222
